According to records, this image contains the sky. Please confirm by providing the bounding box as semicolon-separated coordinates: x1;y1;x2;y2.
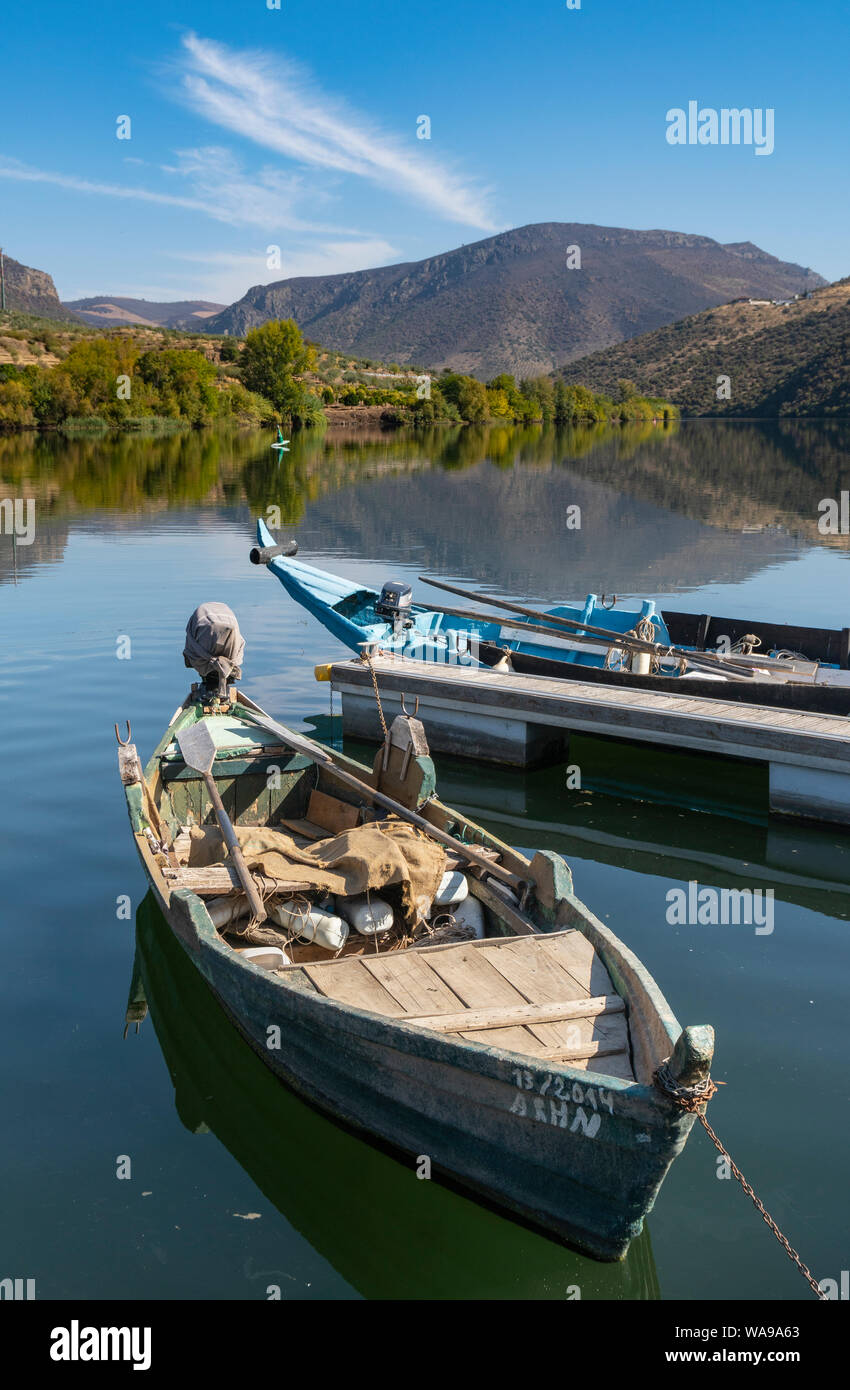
1;0;848;306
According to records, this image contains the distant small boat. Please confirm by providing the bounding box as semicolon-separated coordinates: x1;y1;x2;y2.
117;659;714;1260
271;426;290;452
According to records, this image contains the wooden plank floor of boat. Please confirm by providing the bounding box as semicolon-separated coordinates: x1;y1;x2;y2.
297;930;635;1079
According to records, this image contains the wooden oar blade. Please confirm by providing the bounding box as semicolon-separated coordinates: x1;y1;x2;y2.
176;721;217;775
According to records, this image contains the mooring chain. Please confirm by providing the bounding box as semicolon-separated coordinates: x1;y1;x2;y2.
654;1063;827;1301
361;649;388;739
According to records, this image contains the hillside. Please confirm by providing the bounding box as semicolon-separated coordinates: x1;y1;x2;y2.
0;252;69;321
64;297;226;329
557;280;850;416
204;223;825;379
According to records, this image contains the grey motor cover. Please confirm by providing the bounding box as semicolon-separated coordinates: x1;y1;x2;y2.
183;602;246;684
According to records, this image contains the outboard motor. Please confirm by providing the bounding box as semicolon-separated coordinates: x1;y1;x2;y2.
375;580;414;635
183;602;245;700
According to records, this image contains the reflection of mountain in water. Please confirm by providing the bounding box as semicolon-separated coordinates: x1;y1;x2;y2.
2;420;849;593
297;422;850;599
132;894;660;1300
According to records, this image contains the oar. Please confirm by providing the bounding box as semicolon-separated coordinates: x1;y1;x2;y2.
176;723;267;924
419;599;760;682
237;707;525;891
418;576;758;681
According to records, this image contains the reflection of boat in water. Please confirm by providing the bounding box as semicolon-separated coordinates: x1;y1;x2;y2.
434;758;850;919
130;893;660;1300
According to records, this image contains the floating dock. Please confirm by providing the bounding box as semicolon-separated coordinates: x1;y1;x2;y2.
323;654;850;827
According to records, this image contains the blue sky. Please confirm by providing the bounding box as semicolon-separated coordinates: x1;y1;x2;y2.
1;0;847;304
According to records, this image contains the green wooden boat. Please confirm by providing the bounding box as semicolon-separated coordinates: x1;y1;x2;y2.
129;893;661;1298
117;682;714;1261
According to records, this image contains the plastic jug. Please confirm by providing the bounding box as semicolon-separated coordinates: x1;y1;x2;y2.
338;894;394;935
270;899;349;951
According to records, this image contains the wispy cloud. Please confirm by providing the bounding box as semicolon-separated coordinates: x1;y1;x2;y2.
176;33;497;230
0;156;218;216
0;151;337;233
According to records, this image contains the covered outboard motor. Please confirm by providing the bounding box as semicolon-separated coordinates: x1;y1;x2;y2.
375;580;413;633
183;602;245;698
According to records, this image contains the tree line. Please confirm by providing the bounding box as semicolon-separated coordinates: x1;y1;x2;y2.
0;316;676;430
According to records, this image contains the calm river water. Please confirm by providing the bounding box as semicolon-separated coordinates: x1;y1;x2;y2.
1;418;848;1300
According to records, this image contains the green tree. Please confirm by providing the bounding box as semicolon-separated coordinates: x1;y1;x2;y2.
137;349;219;423
487;373;517;394
239;319;315;422
456;377;488;422
58;337;138;416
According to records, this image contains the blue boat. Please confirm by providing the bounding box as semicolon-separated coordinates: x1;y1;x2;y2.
252;521;850;708
253;517;670;667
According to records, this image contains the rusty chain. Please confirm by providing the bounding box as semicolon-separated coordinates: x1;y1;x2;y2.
360;649;388;739
654;1062;826;1301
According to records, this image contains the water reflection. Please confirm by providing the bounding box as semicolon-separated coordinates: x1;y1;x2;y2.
130;893;660;1300
2;419;849;594
430;751;850;920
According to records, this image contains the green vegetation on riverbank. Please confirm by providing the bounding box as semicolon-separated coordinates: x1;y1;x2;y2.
0;313;677;432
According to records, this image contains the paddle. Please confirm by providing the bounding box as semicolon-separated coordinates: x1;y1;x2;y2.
417;576;759;682
418;599;761;683
176;723;267;924
236;706;526;892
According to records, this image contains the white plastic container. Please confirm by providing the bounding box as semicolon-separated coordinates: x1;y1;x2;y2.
270;900;349;951
433;870;469;908
338;894;394;936
235;945;291;970
207;897;250;930
450;894;486;939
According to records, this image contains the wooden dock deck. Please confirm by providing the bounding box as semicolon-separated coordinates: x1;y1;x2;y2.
325;654;850;826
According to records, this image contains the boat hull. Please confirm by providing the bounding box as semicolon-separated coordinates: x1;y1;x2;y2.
478;640;850;715
150;880;695;1262
134;894;662;1298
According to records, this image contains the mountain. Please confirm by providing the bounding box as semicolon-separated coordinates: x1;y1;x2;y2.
557;279;850;416
0;252;68;320
204;223;825;379
63;297;226;329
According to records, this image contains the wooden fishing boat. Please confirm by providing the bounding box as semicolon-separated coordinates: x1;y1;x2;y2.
250;520;850;706
117;667;714;1261
250;517;668;669
476;637;850;715
130;894;661;1297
